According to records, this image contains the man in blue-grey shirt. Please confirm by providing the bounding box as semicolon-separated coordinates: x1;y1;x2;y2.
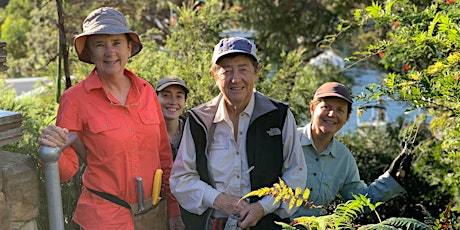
292;82;412;218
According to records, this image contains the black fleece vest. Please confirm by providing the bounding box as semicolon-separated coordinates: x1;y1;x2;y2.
182;99;288;230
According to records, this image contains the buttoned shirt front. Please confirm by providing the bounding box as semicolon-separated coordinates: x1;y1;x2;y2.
208;93;253;217
56;68;179;229
291;123;405;218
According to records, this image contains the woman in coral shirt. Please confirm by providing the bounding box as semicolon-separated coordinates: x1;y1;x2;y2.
37;7;183;230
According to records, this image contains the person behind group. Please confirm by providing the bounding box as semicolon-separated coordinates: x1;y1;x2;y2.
291;82;412;219
155;76;189;160
169;37;308;230
37;7;183;229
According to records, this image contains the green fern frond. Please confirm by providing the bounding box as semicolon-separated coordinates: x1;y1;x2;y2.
416;204;437;226
358;224;398;230
334;196;366;221
378;217;431;230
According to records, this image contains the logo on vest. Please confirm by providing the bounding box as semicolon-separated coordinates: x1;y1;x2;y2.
266;127;281;136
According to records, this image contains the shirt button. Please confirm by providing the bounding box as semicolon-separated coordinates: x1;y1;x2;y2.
313;173;317;176
239;131;243;135
236;152;239;155
315;158;319;161
132;148;136;152
130;128;134;132
236;175;240;179
310;188;313;191
103;124;108;129
124;110;129;114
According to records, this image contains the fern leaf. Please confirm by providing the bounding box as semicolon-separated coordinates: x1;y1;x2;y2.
273;192;283;205
296;199;303;208
303;188;310;201
279;177;286;188
359;223;398;229
294;187;302;198
288;197;296;210
380;217;431;230
239;187;271;201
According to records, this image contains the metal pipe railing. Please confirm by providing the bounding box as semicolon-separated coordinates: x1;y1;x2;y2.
38;145;65;230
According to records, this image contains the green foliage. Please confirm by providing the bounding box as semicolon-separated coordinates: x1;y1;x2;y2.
0;0;59;78
360;217;431;230
337;116;459;228
1;16;28;58
234;0;375;65
342;0;460;216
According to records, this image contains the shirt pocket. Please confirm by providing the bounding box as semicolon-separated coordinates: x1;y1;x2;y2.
86;116;123;158
137;110;161;141
320;174;343;205
139;110;161;125
208;144;231;181
87;116;121;134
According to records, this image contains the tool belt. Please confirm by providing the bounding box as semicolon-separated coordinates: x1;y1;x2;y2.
131;197;166;216
87;187;131;209
87;187;164;216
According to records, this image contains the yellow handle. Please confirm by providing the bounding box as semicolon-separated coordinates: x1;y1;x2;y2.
152;169;163;205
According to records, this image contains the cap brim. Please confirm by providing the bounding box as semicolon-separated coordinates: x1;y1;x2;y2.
156;82;189;93
315;93;353;104
213;50;257;64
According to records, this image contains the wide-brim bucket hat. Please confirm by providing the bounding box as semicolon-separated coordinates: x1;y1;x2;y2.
74;7;143;64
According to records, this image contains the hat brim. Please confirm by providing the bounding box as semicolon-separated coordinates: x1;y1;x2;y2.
212;50;258;64
74;29;142;64
156;82;189;93
315;92;353;104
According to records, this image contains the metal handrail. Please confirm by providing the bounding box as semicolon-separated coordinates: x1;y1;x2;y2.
38;145;65;230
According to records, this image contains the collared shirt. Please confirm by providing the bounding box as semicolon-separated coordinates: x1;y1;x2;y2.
208;92;254;218
56;68;179;229
171;92;307;219
291;123;406;218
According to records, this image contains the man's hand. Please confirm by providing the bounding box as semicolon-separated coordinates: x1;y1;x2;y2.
238;202;265;229
168;216;185;230
213;193;249;216
388;144;413;183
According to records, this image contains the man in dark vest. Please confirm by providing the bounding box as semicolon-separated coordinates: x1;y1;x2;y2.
170;37;307;230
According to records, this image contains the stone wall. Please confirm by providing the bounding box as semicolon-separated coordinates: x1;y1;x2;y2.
0;110;39;230
0;151;39;230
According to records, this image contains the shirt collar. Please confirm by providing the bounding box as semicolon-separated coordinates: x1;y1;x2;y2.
214;92;255;123
83;68;103;92
300;123;337;157
83;68;146;94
